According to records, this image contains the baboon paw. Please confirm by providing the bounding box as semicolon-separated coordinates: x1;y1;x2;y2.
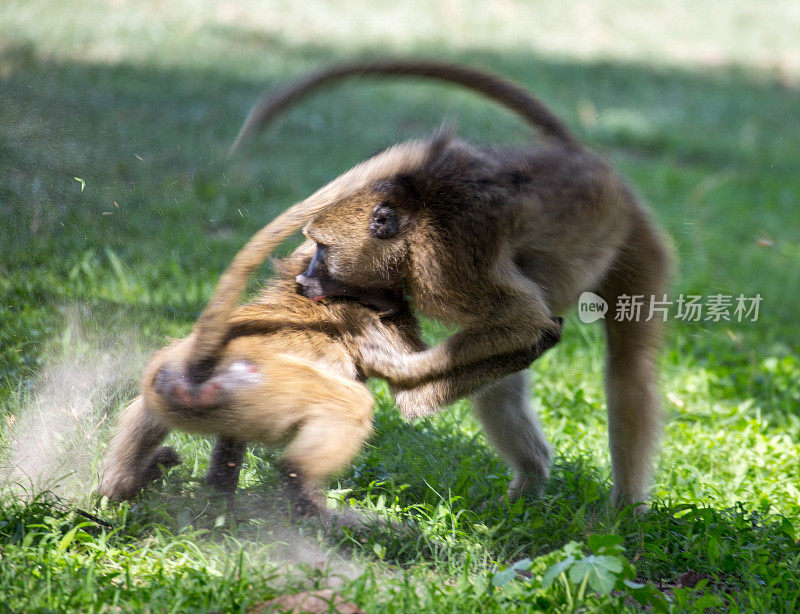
205;466;240;495
97;474;142;501
525;319;563;360
611;488;651;515
541;318;563;347
277;462;325;517
141;446;182;484
360;344;416;384
507;475;545;501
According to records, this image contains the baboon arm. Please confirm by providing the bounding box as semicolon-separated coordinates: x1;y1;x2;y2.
390;322;561;419
362;274;558;388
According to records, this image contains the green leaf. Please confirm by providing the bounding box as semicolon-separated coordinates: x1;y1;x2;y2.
511;558;532;572
541;555;575;588
588;533;624;554
568;555;623;595
492;567;517;588
491;559;530;588
693;594;724;609
57;522;93;552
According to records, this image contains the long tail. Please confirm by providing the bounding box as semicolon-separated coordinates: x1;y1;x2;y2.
188;135;445;375
230;59;578;154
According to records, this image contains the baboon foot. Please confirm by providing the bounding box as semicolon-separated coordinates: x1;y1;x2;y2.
141;446;182;484
507;471;547;502
611;487;651;515
277;462;325;518
205;439;245;495
98;446;181;502
97;473;143;502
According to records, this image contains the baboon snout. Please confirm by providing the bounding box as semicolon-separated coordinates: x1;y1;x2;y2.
296;244;348;301
296;245;327;299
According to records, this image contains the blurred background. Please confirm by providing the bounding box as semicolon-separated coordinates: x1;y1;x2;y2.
1;1;799;608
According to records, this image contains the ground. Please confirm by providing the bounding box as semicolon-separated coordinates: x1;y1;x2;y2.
1;0;799;611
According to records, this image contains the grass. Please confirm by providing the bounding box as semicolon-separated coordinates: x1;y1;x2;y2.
1;0;799;611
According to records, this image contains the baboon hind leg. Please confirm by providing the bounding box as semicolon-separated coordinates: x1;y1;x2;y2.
99;397;177;501
280;405;374;518
599;218;670;507
270;357;375;520
471;370;552;500
206;437;247;495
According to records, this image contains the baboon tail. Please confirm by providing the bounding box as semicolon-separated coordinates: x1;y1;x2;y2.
230;59;578;154
188;202;322;372
188;135;447;376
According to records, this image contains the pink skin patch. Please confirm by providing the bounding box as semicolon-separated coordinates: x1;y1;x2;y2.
196;380;223;407
170;380;194;408
156;360;263;410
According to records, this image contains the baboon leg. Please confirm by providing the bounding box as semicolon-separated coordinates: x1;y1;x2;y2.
98;396;173;501
280;410;373;515
599;218;670;507
279;391;374;517
471;370;552;500
393;322;562;419
206;437;247;495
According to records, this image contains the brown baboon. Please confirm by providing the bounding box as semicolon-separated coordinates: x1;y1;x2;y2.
231;60;673;506
98;246;416;518
98;162;561;518
98;138;445;514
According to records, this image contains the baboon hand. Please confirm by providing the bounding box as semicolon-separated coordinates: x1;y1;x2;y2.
526;317;563;360
358;345;418;386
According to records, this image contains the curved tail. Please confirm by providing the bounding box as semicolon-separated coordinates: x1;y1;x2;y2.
188;135;445;375
230;59;578;155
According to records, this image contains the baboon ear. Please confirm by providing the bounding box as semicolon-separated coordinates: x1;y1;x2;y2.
426;122;455;162
369;203;401;239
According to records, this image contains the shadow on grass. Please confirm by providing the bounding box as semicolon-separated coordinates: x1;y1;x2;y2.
3;30;798;402
3;28;800;580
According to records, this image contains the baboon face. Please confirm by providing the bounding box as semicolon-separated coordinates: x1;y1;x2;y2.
297;177;418;298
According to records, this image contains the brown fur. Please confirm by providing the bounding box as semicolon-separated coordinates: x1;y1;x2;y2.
98;246;560;517
97;138;450;517
232;59;673;505
98;247;423;516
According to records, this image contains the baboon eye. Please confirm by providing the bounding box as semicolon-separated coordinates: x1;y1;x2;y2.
369;203;401;239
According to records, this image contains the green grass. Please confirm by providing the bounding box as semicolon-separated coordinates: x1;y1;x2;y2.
2;0;799;611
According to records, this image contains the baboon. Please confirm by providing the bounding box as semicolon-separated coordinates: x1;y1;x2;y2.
98;246;418;518
231;60;673;506
98;141;561;517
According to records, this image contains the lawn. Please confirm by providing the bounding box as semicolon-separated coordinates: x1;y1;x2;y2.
1;0;799;611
